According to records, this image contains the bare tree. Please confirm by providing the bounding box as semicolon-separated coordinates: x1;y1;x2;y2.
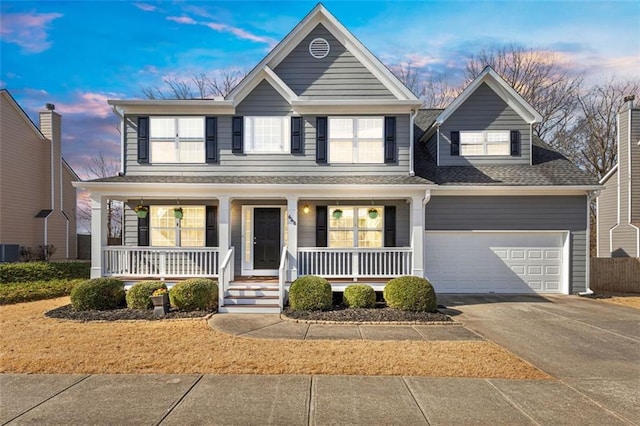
464;44;584;145
142;69;247;99
393;62;424;98
77;153;122;239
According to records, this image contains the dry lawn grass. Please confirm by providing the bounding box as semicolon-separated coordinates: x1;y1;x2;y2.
0;297;549;380
594;293;640;309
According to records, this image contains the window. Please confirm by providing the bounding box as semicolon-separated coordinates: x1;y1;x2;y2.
244;117;290;153
328;206;383;248
460;130;510;156
150;206;205;247
150;117;205;163
329;117;383;163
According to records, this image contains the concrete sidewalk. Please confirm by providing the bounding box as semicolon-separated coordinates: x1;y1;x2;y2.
1;373;634;425
208;314;482;341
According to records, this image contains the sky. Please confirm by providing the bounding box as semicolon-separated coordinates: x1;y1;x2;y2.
1;0;639;181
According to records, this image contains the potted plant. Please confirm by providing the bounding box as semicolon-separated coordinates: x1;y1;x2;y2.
332;208;343;219
150;288;170;317
134;205;148;219
368;208;378;219
173;207;183;219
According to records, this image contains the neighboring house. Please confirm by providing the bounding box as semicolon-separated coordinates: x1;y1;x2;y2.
0;89;78;260
597;96;640;257
75;4;598;312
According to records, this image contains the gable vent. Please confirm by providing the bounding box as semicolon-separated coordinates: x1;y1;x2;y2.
309;38;330;59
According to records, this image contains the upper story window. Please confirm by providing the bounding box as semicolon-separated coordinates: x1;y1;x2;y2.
244;116;290;153
460;130;510;156
328;206;383;248
149;206;205;247
150;117;205;163
329;117;384;163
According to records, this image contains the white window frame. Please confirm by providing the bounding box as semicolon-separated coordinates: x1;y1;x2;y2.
149;117;205;164
244;116;290;154
460;130;510;156
149;206;206;247
328;117;384;164
328;206;384;248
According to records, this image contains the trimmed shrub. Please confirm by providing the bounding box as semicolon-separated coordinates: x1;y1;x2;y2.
70;278;126;311
288;275;332;311
0;279;83;305
169;278;218;311
126;281;167;309
383;276;437;312
343;284;376;308
0;262;90;284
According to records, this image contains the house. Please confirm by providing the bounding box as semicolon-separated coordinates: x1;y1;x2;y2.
74;4;598;312
0;89;78;261
597;95;640;257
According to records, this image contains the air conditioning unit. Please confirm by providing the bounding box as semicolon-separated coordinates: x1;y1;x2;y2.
0;244;20;262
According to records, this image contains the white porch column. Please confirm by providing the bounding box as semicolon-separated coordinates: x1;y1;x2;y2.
287;196;299;281
410;191;430;277
90;195;108;278
217;196;231;268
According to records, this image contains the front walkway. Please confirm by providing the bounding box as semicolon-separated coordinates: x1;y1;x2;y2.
208;314;481;341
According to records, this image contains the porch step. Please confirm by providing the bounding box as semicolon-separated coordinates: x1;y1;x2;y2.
224;295;279;305
218;304;281;314
226;286;279;297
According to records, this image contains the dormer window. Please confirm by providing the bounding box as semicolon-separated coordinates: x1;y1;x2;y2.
460;130;510;156
150;117;205;163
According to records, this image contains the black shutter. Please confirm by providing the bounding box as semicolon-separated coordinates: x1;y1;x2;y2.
291;116;303;154
205;206;218;247
316;206;328;247
205;117;217;163
316;117;328;164
384;206;396;247
232;116;243;153
384;116;396;163
510;130;521;156
450;131;460;156
138;207;149;246
137;116;149;164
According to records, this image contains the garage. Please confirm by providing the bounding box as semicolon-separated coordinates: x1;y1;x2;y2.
425;231;567;294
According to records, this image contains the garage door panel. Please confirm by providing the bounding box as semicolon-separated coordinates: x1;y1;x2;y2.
425;232;564;294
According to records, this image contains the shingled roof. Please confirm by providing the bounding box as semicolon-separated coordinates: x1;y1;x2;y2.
86;175;433;185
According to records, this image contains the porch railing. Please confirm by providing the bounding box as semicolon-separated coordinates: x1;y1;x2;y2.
278;246;289;310
103;246;220;278
297;247;412;280
218;247;235;308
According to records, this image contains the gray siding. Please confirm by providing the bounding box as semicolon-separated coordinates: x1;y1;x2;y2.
618;109;629;224
438;83;531;166
611;225;639;257
274;24;395;99
425;196;588;293
597;171;618;257
631;109;640;224
125;111;411;176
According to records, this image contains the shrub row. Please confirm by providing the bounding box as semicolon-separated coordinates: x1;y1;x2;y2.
0;279;84;305
69;277;218;311
0;262;90;284
288;275;437;313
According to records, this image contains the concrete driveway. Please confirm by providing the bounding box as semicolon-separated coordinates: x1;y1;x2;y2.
439;294;640;422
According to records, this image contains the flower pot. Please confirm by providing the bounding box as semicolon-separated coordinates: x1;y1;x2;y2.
332;209;343;219
173;209;183;219
150;294;170;317
368;209;378;219
136;210;148;219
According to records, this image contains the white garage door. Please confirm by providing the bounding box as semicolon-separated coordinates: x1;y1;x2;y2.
425;232;565;294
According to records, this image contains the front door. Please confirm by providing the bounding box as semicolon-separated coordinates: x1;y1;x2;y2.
253;208;281;270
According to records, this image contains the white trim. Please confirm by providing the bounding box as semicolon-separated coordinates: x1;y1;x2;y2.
435;67;543;126
628;108;632;227
291;99;420;115
231;67;298;107
599;164;618;184
432;185;601;196
409;109;418;176
425;230;569;294
529;123;533;166
436;125;440;166
617;113;621;225
596;195;601;257
107;99;235;115
241;205;285;276
227;4;418;103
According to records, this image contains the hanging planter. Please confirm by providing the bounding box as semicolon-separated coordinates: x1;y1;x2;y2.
332;208;343;219
173;207;183;219
134;205;148;219
368;208;379;219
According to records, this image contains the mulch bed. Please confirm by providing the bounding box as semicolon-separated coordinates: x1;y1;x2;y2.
283;303;452;323
45;305;212;322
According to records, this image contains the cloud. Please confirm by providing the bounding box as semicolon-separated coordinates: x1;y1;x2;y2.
134;3;157;12
53;92;116;118
167;16;196;25
0;12;63;53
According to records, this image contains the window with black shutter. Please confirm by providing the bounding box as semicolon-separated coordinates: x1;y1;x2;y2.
205;117;217;163
137;117;149;164
232;116;243;153
205;206;218;247
384;206;396;247
316;117;327;163
316;205;328;247
137;207;149;246
291;116;303;154
450;131;460;156
384;116;396;163
510;130;521;156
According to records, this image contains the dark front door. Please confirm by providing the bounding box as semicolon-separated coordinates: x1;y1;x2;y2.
253;208;281;269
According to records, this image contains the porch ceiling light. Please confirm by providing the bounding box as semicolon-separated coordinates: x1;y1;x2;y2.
303;204;310;214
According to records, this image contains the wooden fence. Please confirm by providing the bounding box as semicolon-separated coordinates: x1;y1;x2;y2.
590;257;640;293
